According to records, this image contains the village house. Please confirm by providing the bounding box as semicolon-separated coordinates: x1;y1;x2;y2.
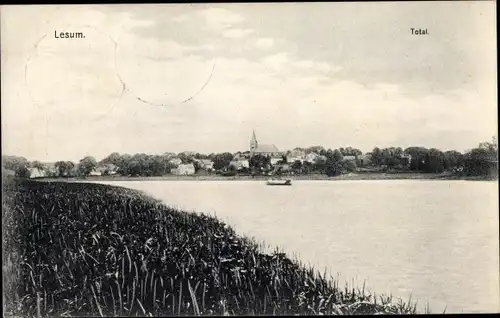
238;159;250;169
305;152;320;163
229;159;250;171
290;148;307;159
39;163;57;177
342;155;357;162
202;159;214;170
358;154;372;166
195;159;214;171
88;164;118;176
270;157;282;165
29;167;46;179
89;168;102;176
171;163;195;175
400;153;412;166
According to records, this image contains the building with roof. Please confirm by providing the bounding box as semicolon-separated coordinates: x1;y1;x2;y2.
249;130;283;158
358;154;372;166
195;159;214;171
171;163;195;175
290;148;307;159
305;152;320;163
343;155;357;162
29;167;46;179
229;159;250;171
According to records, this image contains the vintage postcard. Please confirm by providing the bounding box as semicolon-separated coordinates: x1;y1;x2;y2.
1;2;498;316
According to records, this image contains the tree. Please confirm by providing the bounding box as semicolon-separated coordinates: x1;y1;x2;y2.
115;154;132;175
194;153;209;160
323;149;343;176
342;160;356;173
15;166;31;178
177;153;193;164
249;154;269;173
101;152;121;166
302;161;313;174
352;148;363;157
193;160;202;173
54;161;75;177
54;161;65;177
212;152;234;170
463;141;498;178
78;156;97;177
149;155;170;176
404;147;429;172
425;148;446;173
331;149;343;162
478;141;496;152
2;155;29;173
371;147;383;166
31;160;44;170
444;150;464;171
325;159;342;176
228;164;237;172
312;155;327;173
291;160;303;174
306;146;325;154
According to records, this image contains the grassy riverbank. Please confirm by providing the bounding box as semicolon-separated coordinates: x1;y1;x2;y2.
2;178;421;316
36;171;496;183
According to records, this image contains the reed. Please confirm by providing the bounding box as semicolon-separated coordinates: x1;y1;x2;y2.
3;179;421;316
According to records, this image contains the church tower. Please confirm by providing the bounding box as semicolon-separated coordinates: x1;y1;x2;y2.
250;129;258;155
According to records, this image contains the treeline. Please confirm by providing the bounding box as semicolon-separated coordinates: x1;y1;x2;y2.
370;142;498;177
2;139;498;179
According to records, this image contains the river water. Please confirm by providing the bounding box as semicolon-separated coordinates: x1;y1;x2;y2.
95;180;499;313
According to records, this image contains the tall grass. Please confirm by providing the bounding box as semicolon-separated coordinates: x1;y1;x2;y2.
3;179;420;316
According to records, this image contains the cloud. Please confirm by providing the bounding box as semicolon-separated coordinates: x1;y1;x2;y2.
261;52;289;70
198;7;244;30
119;36;186;60
2;5;495;161
171;13;189;23
193;55;496;152
294;60;341;74
255;37;274;49
168;7;244;31
222;28;254;38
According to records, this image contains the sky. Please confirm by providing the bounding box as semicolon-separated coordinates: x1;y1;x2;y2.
1;2;497;162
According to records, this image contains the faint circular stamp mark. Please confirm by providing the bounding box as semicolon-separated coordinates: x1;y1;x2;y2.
24;24;125;123
113;32;217;108
24;22;218;124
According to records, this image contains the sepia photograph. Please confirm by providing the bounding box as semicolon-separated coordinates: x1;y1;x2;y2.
1;2;499;316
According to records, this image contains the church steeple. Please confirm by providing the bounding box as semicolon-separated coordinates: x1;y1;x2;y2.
250;129;258;154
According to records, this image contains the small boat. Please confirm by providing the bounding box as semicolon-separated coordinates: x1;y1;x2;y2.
266;178;292;186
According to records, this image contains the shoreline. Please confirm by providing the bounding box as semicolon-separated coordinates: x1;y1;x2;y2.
35;172;497;182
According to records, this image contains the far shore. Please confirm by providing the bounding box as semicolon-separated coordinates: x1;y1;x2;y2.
36;172;497;182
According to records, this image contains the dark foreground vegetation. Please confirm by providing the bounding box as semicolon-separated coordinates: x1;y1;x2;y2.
3;179;420;316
